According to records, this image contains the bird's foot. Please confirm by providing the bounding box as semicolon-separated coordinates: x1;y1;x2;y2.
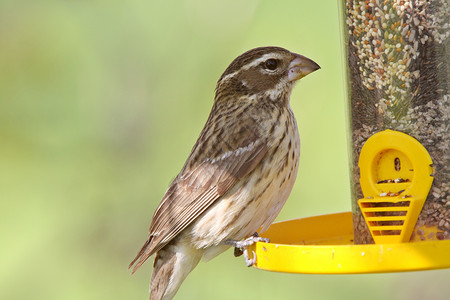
225;232;270;248
224;232;270;267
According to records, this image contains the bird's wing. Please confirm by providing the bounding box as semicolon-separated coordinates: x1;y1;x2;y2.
129;114;268;272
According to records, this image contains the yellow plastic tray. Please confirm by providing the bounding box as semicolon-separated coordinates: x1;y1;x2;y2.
248;212;450;274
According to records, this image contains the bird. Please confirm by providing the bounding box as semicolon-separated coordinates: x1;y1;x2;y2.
129;46;320;300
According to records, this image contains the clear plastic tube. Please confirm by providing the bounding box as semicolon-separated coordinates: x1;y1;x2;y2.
340;0;449;243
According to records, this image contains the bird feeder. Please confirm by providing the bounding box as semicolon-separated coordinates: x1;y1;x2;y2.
246;0;449;274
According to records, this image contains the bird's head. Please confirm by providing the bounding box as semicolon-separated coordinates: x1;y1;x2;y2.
215;46;320;103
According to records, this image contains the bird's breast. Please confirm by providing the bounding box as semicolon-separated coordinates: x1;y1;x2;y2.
189;108;300;256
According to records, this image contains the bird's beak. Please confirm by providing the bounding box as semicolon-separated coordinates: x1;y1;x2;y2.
288;54;320;82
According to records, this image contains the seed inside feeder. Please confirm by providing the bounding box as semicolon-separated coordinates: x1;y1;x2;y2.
342;0;449;243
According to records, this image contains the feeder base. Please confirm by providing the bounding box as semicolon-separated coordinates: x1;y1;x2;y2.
248;212;450;274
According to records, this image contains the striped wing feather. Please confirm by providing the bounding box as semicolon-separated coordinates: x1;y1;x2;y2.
130;116;268;272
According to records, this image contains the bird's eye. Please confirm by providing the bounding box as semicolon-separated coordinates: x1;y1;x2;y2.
263;59;279;71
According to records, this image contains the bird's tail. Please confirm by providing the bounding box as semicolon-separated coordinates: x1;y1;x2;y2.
150;242;202;300
129;235;155;274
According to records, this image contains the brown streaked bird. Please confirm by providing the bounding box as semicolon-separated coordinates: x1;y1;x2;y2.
130;46;320;300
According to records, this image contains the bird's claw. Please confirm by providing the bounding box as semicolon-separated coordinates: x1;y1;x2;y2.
243;248;256;267
224;232;270;248
224;232;270;267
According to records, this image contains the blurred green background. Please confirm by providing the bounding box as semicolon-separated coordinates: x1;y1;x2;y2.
1;0;448;299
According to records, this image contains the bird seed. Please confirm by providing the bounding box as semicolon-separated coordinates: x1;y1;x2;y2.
342;0;449;243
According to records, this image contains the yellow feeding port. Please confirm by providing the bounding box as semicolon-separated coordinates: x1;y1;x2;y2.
357;130;434;244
